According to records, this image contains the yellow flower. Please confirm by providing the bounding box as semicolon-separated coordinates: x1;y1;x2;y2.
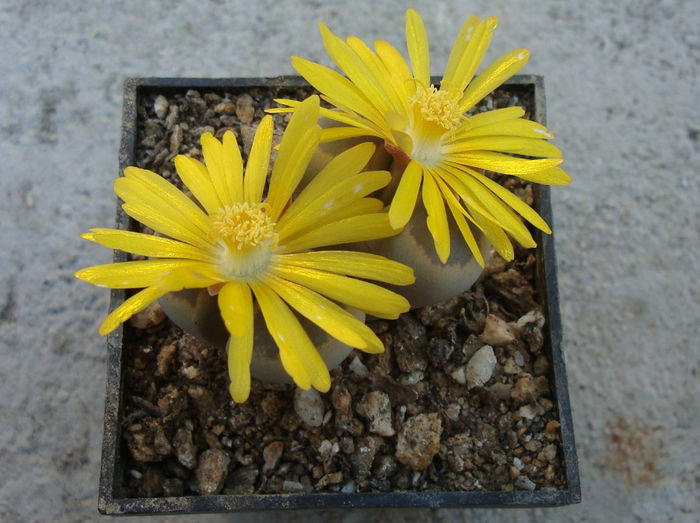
75;96;413;402
276;9;571;264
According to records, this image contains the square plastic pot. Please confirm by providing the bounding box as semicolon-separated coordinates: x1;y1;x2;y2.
98;75;580;515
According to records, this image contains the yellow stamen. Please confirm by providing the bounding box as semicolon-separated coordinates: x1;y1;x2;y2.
209;202;278;281
410;84;464;131
210;202;277;251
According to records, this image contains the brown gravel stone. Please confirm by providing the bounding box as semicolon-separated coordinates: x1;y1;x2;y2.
315;471;343;488
262;441;284;474
260;393;287;420
162;477;184;497
393;315;427;373
480;314;515;346
546;420;561;433
125;420;170;463
396;413;443;470
129;301;166;330
351;436;382;479
213;101;236;115
538;444;558;462
139;465;165;497
356;391;395;437
512;375;538;405
172;427;197;469
155;342;177;377
224;466;258;495
196;449;231;495
332;384;355;433
235;94;255;123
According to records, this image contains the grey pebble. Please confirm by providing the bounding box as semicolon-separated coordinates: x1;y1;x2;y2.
465;345;497;388
294;388;325;427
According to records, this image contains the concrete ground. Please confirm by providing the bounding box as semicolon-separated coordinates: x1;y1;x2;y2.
1;0;698;521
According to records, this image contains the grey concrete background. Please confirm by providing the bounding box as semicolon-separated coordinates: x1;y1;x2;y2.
1;0;698;521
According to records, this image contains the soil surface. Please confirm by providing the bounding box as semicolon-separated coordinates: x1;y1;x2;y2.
118;85;566;498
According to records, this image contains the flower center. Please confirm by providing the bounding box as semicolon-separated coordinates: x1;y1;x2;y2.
209;202;278;280
410;84;463;131
210;202;276;249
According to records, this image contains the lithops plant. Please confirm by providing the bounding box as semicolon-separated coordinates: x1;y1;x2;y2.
76;96;414;402
275;9;570;306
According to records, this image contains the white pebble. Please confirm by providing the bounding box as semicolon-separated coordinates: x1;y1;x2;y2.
465;345;497;388
349;355;369;377
153;95;168;119
450;366;466;385
445;403;461;421
294;388;324;427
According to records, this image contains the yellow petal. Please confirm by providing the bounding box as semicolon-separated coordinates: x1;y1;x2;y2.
271;125;320;221
120;202;211;251
273;99;383;137
466;106;525;129
319;24;393;115
375;40;413;85
391;129;414;155
470;207;514;261
270;265;409;320
436;176;485;266
174;155;222;215
422;171;451;263
292;56;386;126
75;259;217;289
443;136;529;155
515;166;572;185
443;15;479;86
222;130;244;202
251;282;331;392
218;281;253;340
467;169;551;233
280;141;375;220
265;275;368;349
278;170;391;241
226;328;253;403
460;118;554;139
512;139;563;159
244;115;273;203
278;213;399;254
388;160;423;229
200;132;233;206
98;286;167;335
122;167;211;235
437;164;500;225
446;135;562;159
220;283;254;402
444;15;498;93
115;174;207;243
457;168;536;247
346;35;408;115
406;8;430;86
274;250;415;285
155;267;222;292
320;125;378;143
305;197;384;226
81;228;213;261
267;97;321;220
451;151;561;175
460;48;529;112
